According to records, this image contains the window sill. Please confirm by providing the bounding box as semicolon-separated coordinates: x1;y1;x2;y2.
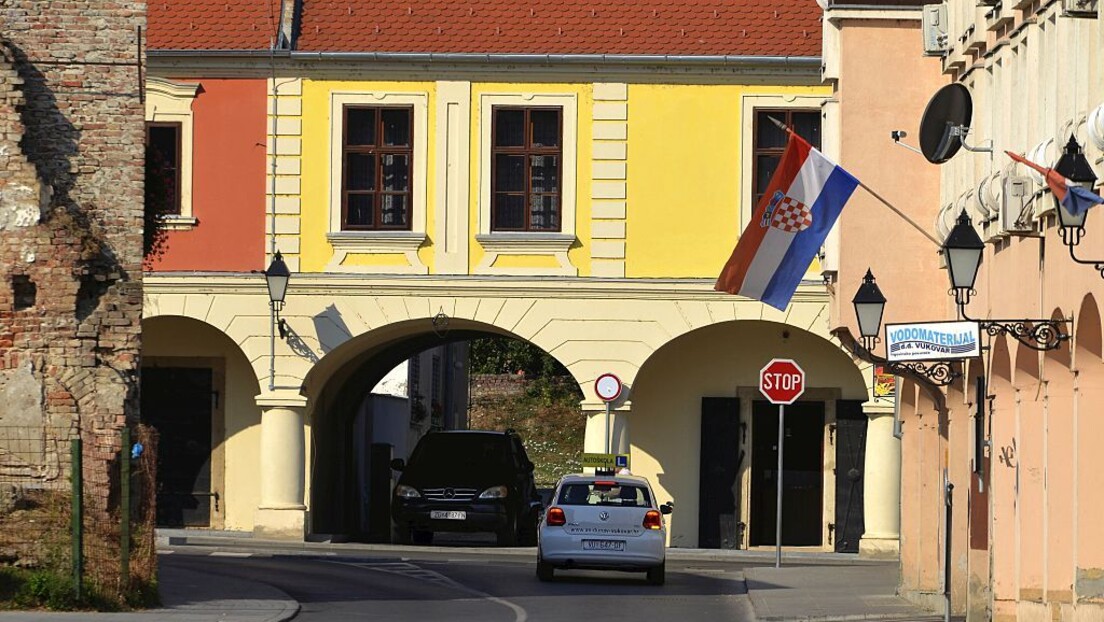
163;215;198;231
475;233;577;276
326;231;428;273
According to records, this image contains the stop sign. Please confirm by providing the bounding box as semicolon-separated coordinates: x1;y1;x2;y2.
759;358;806;405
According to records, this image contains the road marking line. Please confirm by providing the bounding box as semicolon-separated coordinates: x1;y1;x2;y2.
209;551;253;557
331;560;528;622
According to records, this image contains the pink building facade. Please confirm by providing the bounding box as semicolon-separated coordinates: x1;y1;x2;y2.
825;0;1104;620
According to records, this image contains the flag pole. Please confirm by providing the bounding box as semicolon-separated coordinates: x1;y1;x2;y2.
766;116;943;248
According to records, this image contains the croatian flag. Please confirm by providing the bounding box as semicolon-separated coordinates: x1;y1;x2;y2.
1005;151;1104;216
715;132;859;310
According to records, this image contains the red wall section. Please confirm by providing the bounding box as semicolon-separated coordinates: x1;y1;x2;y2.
149;79;266;272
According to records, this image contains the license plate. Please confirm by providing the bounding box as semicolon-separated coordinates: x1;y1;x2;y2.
582;539;625;551
430;510;466;520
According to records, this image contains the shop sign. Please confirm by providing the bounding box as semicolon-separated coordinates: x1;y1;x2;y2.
885;320;980;361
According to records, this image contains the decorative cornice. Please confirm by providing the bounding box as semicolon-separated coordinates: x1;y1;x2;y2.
145;76;201;99
144;272;833;304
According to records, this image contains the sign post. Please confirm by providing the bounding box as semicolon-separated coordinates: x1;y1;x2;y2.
759;358;806;568
594;373;623;456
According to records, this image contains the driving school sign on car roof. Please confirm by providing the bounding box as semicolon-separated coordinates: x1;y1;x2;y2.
885;320;981;361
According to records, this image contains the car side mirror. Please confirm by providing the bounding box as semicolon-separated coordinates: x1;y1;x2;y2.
660;502;673;515
390;458;405;471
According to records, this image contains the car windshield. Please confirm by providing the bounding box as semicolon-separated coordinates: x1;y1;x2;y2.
406;434;510;477
557;482;651;507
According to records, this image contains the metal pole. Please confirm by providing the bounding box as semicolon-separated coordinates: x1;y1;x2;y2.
269;302;276;392
120;427;131;590
71;437;82;601
604;401;611;455
944;469;953;622
776;404;785;568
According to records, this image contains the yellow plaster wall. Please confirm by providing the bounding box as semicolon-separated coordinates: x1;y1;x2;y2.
625;84;830;278
299;79;440;273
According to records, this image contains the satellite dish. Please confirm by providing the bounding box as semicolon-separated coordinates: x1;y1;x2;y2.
919;84;973;164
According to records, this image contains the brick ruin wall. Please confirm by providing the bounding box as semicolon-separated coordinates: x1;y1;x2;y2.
0;1;145;511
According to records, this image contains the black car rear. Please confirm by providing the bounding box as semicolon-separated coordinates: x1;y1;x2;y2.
390;430;542;546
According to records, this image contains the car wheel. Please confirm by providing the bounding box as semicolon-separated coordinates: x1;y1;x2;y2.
536;558;554;582
392;524;412;545
518;512;538;547
496;514;518;547
411;529;434;545
646;561;665;586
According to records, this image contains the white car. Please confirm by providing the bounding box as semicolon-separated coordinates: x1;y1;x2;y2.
537;473;672;585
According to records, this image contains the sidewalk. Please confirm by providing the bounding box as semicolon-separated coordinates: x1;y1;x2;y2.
0;563;298;622
0;530;943;622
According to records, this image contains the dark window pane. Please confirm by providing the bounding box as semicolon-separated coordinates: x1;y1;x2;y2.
147;124;181;215
149;125;179;167
347;108;376;146
380;194;408;227
495;154;526;192
529;194;559;230
530;154;559;193
381;154;409;191
494;194;525;229
381;108;411;146
791;111;821;150
756;155;781;196
345;153;376;191
346;194;373;227
756;112;788;149
495;109;525;147
530;109;560;147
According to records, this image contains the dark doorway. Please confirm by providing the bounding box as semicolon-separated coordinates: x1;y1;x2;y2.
834;400;867;553
750;400;824;546
141;367;214;527
698;398;741;549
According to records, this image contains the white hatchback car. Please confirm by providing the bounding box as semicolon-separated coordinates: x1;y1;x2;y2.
537;473;672;585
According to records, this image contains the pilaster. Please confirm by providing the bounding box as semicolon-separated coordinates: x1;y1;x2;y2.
267;78;303;271
590;83;628;278
254;390;308;540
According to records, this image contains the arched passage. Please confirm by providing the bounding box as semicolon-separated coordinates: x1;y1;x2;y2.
302;317;583;539
1074;295;1104;597
629;320;866;548
141;315;261;531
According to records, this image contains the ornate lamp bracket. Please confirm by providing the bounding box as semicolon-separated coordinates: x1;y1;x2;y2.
832;327;961;388
975;318;1071;352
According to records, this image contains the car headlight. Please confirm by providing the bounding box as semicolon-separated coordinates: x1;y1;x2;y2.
394;485;420;499
478;485;509;499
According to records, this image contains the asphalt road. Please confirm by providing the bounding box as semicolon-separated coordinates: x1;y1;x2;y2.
163;545;753;622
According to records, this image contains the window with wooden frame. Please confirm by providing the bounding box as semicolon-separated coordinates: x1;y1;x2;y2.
752;109;821;207
491;107;563;232
145;122;182;215
341;105;414;230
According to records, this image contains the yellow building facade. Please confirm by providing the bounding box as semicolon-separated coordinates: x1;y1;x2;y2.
144;52;898;550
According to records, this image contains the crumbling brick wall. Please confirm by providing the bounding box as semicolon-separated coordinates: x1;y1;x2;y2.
0;1;145;515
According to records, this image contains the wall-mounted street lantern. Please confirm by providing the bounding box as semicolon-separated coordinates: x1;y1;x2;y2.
839;269;959;387
264;250;290;340
1053;136;1104;277
942;211;1069;351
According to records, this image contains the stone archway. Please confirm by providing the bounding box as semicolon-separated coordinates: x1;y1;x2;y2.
630;319;866;548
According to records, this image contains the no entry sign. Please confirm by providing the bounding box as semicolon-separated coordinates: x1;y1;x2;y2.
759;358;806;405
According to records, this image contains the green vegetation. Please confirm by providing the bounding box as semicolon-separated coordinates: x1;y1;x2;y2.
468;338;585;486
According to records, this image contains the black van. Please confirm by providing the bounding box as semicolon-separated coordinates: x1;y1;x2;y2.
390;430;543;546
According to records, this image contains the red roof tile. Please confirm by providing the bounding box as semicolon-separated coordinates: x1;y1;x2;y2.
148;0;279;51
298;0;822;57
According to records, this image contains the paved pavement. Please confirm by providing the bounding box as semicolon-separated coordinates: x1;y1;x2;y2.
0;532;943;622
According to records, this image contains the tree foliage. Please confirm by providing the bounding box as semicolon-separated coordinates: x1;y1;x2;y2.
468;337;571;378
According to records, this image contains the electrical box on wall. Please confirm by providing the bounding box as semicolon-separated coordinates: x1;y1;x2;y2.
922;4;950;55
1001;176;1035;234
